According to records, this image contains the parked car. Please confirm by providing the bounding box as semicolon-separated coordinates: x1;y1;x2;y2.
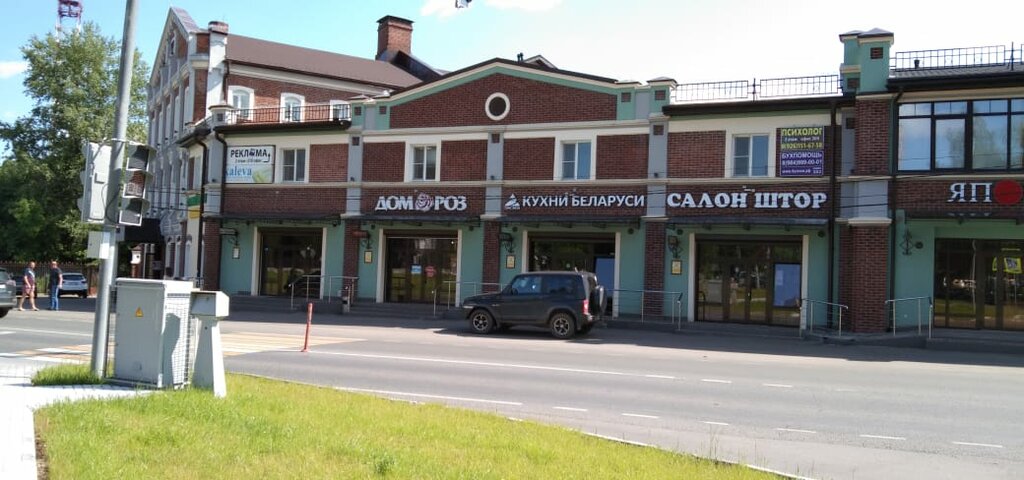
60;272;89;298
0;268;15;318
12;275;39;298
462;271;607;339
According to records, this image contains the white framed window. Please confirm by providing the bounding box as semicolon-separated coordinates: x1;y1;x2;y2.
409;145;439;181
329;100;350;121
485;92;510;121
281;93;304;122
732;134;770;177
229;86;253;120
560;140;593;180
281;148;307;182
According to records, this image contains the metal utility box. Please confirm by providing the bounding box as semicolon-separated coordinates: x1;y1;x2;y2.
112;279;195;388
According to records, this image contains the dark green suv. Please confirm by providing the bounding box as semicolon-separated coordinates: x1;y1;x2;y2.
0;268;15;318
462;271;607;339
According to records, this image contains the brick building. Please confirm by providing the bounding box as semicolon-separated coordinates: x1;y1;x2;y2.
144;9;1024;334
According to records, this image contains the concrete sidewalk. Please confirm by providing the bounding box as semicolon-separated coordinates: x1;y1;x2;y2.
0;358;148;480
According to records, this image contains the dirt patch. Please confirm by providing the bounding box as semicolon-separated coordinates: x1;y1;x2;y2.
35;433;49;480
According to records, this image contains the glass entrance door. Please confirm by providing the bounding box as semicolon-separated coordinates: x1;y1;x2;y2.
935;239;1024;331
385;236;457;303
697;241;801;326
259;230;322;296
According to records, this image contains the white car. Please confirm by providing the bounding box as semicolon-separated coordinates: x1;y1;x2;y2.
60;272;89;298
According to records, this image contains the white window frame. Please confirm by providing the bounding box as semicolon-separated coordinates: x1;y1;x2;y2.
279;147;307;183
406;144;441;182
281;93;304;122
728;133;773;178
554;136;596;180
329;100;350;121
229;86;254;120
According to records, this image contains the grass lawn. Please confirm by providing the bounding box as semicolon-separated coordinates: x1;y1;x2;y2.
35;374;780;479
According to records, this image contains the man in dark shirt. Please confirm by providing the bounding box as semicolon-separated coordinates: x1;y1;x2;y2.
49;260;63;311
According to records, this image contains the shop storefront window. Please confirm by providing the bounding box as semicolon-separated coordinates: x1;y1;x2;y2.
934;239;1024;331
696;241;801;326
259;230;322;296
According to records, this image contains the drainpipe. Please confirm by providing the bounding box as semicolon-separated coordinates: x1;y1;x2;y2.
888;88;904;307
195;133;209;288
828;99;838;307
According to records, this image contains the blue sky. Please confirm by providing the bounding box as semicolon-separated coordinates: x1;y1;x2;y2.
1;0;1021;129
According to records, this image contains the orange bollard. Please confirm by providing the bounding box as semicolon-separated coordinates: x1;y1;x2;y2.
301;302;312;352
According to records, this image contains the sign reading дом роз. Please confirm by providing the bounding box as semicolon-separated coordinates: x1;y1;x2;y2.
226;145;274;183
779;126;825;177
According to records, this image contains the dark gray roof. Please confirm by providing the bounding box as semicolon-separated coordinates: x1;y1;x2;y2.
226;35;422;89
890;63;1024;80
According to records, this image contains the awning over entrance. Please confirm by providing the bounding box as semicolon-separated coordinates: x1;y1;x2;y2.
668;216;828;228
495;215;641;228
351;214;481;226
218;213;340;224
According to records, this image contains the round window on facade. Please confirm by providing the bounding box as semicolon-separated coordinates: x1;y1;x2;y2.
485;92;510;121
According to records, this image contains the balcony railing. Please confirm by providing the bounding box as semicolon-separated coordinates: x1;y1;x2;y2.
226;103;351;125
890;43;1022;72
671;74;842;104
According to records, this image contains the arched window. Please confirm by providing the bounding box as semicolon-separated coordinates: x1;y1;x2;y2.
282;94;303;122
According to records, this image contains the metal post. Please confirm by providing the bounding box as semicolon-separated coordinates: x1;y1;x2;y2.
837;306;843;338
917;298;922;336
928;299;934;339
90;0;137;378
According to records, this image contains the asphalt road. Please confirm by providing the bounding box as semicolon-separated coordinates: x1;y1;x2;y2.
2;303;1022;480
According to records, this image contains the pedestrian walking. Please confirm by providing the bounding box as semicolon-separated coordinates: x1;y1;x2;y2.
16;261;38;311
48;260;63;311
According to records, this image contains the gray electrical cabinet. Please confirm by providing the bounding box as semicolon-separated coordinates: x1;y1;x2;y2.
112;279;195;388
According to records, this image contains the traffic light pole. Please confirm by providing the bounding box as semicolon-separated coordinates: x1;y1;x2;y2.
91;0;137;377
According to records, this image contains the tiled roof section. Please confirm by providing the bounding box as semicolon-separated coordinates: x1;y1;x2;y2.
226;35;422;89
171;7;200;33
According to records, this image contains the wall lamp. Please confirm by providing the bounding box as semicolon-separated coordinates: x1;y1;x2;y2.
900;229;923;256
499;232;515;254
666;234;683;259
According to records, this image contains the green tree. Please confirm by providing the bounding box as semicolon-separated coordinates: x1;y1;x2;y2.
0;22;148;262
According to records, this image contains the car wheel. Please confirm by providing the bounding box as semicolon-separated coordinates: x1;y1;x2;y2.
0;309;8;319
469;309;496;334
549;312;576;339
80;292;87;298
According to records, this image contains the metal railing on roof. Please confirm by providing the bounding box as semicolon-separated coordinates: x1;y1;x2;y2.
890;43;1023;71
671;74;842;104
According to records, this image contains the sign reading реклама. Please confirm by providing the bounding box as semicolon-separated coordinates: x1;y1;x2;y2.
779;127;824;177
226;145;274;184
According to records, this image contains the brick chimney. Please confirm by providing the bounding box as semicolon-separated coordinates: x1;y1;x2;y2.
208;20;229;35
376;15;413;60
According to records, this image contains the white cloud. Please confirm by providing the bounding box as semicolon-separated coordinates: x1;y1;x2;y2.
0;61;28;79
485;0;562;11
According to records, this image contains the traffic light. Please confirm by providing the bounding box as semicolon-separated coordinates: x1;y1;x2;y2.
78;142;113;224
117;142;155;226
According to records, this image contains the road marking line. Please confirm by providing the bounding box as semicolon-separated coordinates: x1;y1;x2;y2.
0;331;14;335
701;378;732;384
644;374;676;379
776;428;817;434
582;432;650;448
702;421;730;426
1;327;91;337
952;441;1004;448
553;406;588;412
763;383;793;388
313;351;653;378
339;387;523;406
622;413;659;419
860;434;905;440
